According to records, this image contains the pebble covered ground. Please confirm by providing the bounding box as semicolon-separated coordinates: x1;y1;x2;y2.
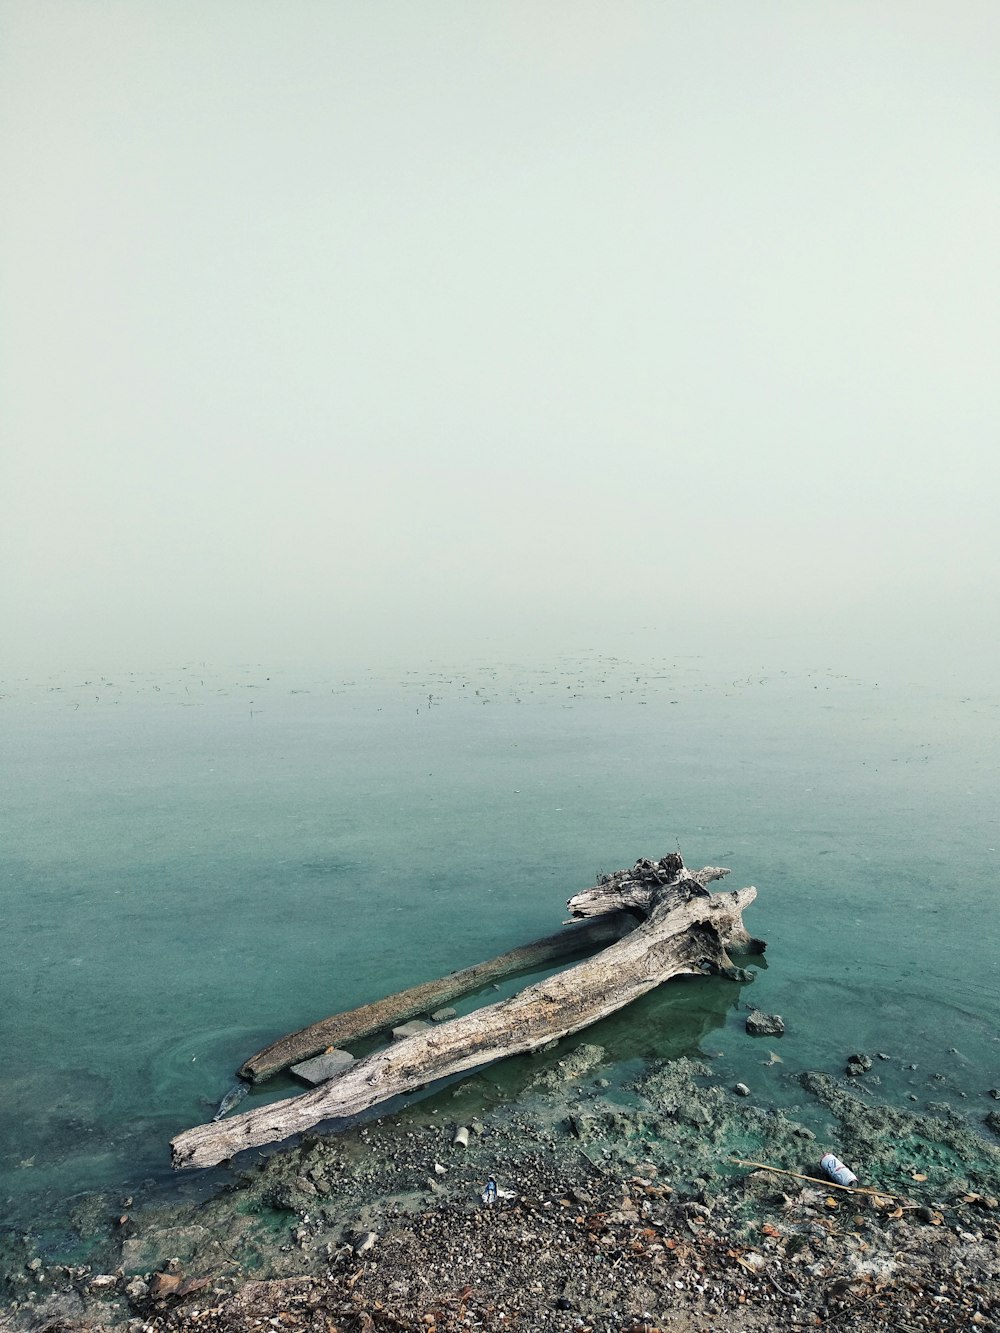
4;1041;1000;1333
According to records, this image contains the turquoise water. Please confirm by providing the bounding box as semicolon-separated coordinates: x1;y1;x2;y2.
2;654;999;1249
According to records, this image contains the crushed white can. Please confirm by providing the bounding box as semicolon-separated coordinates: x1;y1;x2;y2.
820;1153;858;1187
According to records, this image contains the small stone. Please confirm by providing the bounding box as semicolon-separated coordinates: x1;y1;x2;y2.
683;1201;712;1219
125;1276;149;1303
877;1052;891;1061
847;1053;873;1071
746;1011;785;1037
430;1007;457;1022
989;1089;1000;1100
88;1274;120;1293
734;1082;751;1097
354;1231;377;1256
26;1259;41;1273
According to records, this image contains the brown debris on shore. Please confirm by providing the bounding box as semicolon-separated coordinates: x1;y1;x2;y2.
42;1159;999;1333
137;1179;997;1333
11;1048;1000;1333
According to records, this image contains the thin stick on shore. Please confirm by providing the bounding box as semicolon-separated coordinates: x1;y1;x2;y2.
728;1156;914;1203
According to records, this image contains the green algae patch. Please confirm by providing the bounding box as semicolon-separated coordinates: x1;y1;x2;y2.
798;1071;1000;1198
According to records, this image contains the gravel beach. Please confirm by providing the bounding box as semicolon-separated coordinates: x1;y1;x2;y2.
4;1045;1000;1333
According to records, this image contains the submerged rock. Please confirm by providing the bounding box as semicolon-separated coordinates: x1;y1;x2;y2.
391;1020;432;1041
746;1010;785;1037
527;1042;607;1092
121;1224;209;1273
290;1049;356;1085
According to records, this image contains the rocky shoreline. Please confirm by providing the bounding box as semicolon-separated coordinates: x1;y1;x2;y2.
4;1044;1000;1332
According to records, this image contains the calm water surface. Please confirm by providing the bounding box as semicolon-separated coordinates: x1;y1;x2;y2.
2;654;998;1250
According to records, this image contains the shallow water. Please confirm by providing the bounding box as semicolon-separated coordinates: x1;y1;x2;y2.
2;653;999;1253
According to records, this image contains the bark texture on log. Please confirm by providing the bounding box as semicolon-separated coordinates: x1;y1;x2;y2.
568;856;765;956
566;855;730;918
172;861;757;1170
239;913;637;1084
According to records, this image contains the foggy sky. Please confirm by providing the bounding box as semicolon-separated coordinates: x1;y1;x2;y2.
3;2;999;675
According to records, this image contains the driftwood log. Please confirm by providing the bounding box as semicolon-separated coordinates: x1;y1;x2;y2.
171;854;761;1169
239;912;639;1084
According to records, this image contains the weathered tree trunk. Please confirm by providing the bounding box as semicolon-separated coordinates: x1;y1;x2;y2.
171;857;759;1170
239;912;638;1084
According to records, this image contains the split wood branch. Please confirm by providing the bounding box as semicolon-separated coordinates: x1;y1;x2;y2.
239;912;638;1084
172;862;758;1169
